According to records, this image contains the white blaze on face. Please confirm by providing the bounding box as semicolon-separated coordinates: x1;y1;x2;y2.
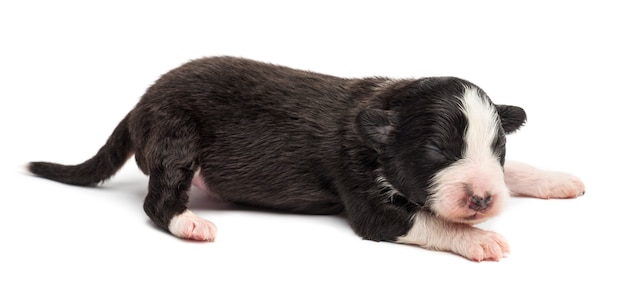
462;87;500;167
427;86;510;224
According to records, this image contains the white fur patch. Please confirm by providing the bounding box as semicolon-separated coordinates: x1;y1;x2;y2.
168;210;217;241
460;87;501;163
427;87;509;224
396;211;509;261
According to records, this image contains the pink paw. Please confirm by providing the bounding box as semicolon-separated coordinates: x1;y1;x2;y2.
168;210;217;241
535;172;586;199
505;161;586;199
454;229;510;262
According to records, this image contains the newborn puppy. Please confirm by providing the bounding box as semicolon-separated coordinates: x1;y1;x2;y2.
28;57;585;261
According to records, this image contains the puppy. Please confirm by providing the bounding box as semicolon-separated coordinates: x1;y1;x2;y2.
28;56;585;261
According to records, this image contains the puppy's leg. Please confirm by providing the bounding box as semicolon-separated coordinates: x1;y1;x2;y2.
142;140;216;241
396;211;510;262
343;194;506;261
504;161;585;199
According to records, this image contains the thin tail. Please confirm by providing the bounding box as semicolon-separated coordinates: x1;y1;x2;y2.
28;114;134;186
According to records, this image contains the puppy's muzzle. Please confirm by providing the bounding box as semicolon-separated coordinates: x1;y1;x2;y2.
468;195;492;211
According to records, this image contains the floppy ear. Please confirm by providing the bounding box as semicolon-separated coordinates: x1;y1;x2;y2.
496;104;527;134
356;109;398;152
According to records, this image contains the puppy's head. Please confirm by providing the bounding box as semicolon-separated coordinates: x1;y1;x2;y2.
357;77;526;224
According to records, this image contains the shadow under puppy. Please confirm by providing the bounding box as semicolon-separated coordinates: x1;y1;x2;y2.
28;57;585;261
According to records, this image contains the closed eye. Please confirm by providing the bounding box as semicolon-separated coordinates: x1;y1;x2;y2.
424;143;447;161
425;143;442;153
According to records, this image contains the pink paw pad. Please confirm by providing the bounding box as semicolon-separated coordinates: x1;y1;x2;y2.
168;210;217;241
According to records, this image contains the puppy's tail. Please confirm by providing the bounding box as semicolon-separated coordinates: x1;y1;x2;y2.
28;114;134;186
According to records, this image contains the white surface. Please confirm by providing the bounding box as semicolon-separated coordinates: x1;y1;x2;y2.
1;1;623;293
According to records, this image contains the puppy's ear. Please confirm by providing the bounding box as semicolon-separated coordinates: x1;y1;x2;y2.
356;109;398;151
496;105;527;134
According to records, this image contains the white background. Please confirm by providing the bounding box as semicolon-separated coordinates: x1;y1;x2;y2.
1;1;624;293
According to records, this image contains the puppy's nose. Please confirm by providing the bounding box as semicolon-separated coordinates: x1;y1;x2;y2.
469;195;492;211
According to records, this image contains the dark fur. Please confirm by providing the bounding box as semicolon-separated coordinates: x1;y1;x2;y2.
29;57;526;241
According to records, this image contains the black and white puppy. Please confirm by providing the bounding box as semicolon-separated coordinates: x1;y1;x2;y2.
28;57;585;261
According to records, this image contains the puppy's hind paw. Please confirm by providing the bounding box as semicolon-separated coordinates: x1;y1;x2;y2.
505;162;586;199
535;172;586;199
168;210;217;242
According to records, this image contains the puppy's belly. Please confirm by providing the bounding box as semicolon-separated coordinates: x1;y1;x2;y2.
191;172;216;197
191;172;344;215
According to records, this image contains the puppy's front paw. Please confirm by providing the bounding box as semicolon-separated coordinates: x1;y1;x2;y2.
453;229;510;262
168;210;217;241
